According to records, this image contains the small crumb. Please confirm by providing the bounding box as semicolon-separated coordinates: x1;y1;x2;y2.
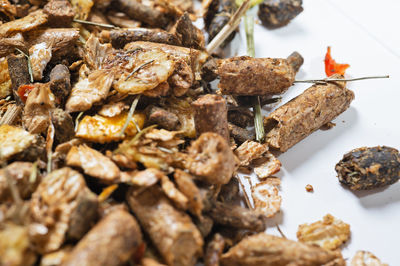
305;184;314;192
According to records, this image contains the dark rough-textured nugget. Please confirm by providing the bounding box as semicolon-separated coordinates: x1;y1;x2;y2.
192;94;229;140
287;51;304;73
146;105;180;131
43;0;75;27
171;12;205;50
220;233;345;266
258;0;303;29
264;75;354;152
335;146;400;190
101;28;180;49
126;186;203;266
49;64;71;104
218;56;295;96
186;132;236;185
62;209;142;266
7;54;30;98
116;0;170;29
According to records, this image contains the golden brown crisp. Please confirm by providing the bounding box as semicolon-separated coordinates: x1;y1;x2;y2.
253;152;282;178
218;56;295;96
235;140;269;167
305;184;314;192
297;214;351;250
66;145;121;184
0;10;48;37
264;75;354;152
62;209;143;266
0;125;36;161
186;132;236;185
220;233;345;266
251;178;281;217
126;186;203;266
350;251;388;266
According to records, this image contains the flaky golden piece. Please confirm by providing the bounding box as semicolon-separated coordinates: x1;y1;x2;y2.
297;214;351;251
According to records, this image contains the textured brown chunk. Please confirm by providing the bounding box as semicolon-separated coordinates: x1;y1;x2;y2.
258;0;303;29
51;108;74;144
43;0;75;27
126;186;203;266
103;28;180;49
49;64;71;104
287;51;304;73
0;33;26;58
235;140;269;167
62;209;142;266
186;132;236;185
146;105;180;131
220;233;345;266
335;146;400;190
29;167;98;254
297;214;351;250
251;178;281;217
7;54;30;98
205;233;225;266
0;162;40;202
206;201;266;232
264;75;354;152
229;122;255;144
218;56;295;96
192;94;229;141
171;12;204;50
0;10;48;37
174;169;203;217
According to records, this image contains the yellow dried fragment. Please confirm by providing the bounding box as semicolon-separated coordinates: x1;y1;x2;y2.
0;125;35;161
0;57;11;99
76;111;145;143
297;214;351;251
351;250;388;266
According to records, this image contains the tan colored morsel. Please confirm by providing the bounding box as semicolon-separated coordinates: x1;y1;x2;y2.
186;132;236;185
62;209;143;266
218;56;295;96
297;214;351;251
264;75;354;152
126;186;203;266
0;10;48;37
220;233;345;266
192;94;229;141
174;169;203;217
66;144;121;183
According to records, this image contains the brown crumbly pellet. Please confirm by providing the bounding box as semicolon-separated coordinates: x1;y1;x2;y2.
186;132;236;185
126;186;203;266
264;75;354;152
146;105;180;131
286;51;304;73
218;56;295;96
61;209;142;266
305;184;314;192
43;0;75;27
192;94;229;141
335;146;400;190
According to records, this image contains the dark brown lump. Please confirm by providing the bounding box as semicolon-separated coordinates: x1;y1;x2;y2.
258;0;303;29
335;146;400;190
43;0;75;27
145;105;180;131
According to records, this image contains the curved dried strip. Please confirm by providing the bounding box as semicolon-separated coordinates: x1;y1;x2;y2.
220;233;345;266
62;209;142;266
297;214;351;251
84;35;113;70
0;10;48;37
66;145;121;183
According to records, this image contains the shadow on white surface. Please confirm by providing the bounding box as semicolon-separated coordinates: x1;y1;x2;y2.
267;21;307;38
348;182;400;208
279;107;359;172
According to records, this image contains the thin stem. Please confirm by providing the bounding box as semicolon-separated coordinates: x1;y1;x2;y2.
244;12;265;142
294;75;389;84
206;0;251;53
119;95;141;137
125;60;155;81
75;111;84;132
73;19;117;29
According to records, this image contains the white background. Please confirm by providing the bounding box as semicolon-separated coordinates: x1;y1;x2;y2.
230;0;400;264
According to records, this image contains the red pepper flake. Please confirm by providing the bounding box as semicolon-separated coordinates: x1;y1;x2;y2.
17;84;35;103
324;47;350;77
132;242;146;264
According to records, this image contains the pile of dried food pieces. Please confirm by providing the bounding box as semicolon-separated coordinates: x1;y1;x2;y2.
0;0;398;265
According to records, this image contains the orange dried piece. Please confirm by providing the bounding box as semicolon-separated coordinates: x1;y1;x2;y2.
17;84;35;103
76;111;145;143
324;47;350;77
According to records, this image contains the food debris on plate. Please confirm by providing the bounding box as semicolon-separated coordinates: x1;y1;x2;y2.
0;0;396;265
